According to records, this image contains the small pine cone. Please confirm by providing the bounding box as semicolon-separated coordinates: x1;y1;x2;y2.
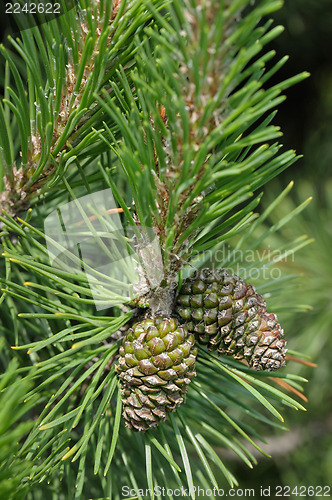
115;318;197;431
175;268;287;371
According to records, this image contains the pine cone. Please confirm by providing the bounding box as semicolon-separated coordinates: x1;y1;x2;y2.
175;268;286;371
116;318;197;431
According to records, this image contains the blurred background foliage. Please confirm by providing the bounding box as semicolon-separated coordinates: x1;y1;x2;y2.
228;0;332;491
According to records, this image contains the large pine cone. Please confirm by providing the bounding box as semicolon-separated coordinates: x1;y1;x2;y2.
175;268;286;371
116;318;197;431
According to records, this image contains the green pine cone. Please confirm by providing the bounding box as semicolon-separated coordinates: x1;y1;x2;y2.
175;268;287;371
115;318;197;431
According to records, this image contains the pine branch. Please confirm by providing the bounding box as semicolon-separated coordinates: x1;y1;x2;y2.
97;0;308;302
0;171;310;496
0;0;315;497
0;0;167;216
